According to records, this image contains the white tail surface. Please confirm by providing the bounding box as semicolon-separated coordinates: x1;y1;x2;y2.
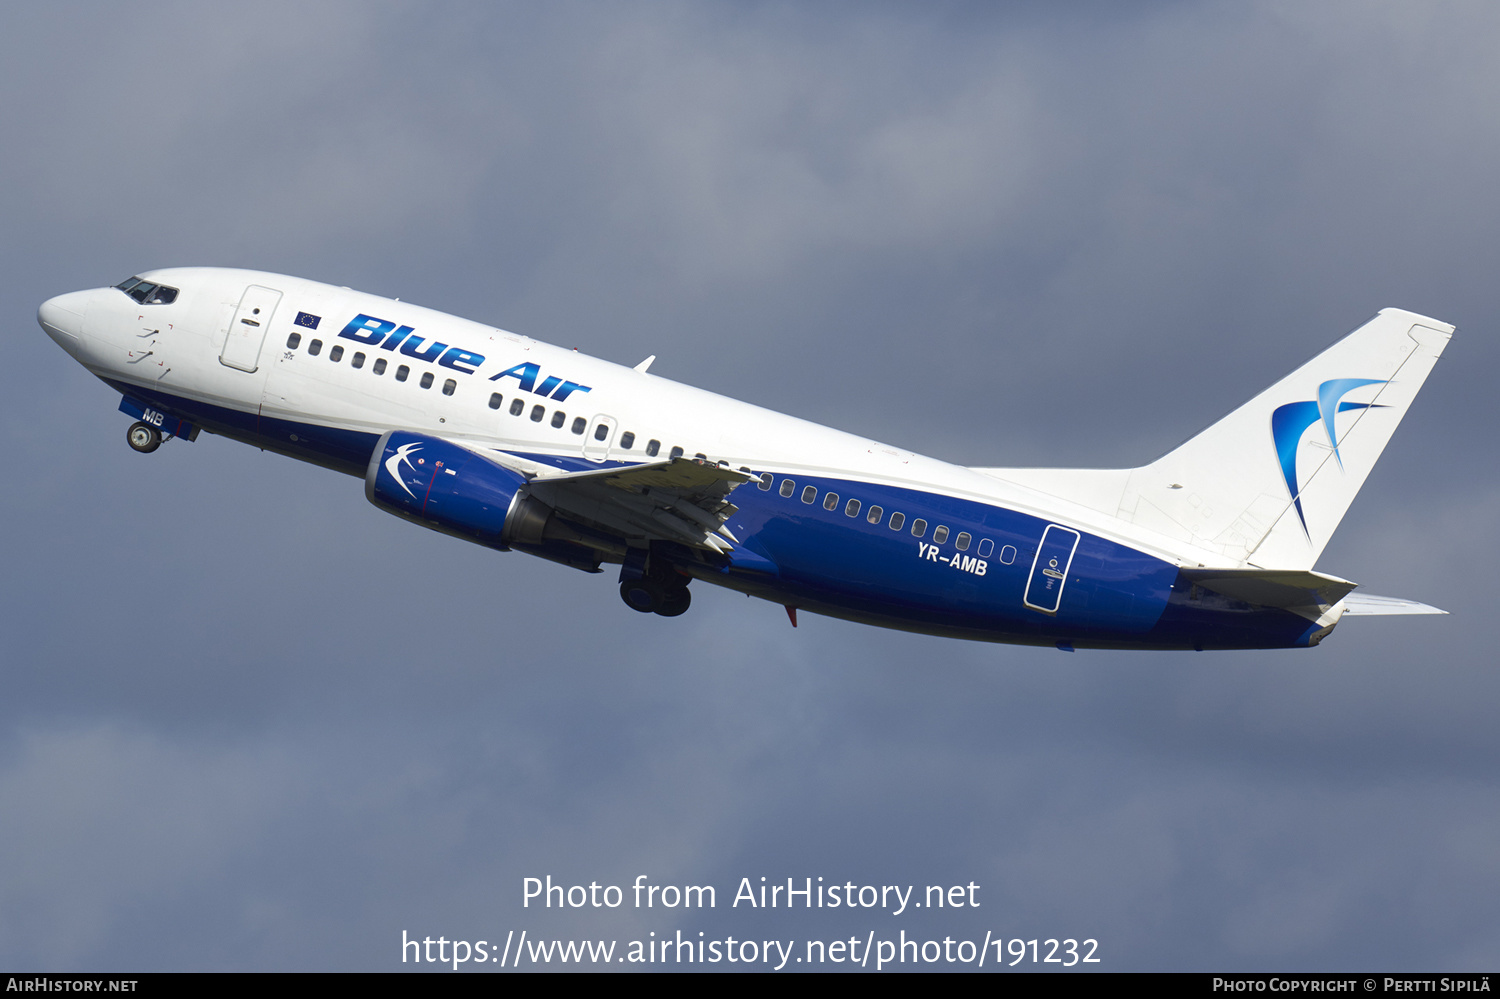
978;309;1454;570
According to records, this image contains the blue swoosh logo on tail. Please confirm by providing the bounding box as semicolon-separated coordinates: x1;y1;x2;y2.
1271;379;1386;536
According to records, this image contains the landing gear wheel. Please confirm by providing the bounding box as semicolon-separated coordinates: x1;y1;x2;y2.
620;578;665;613
127;421;162;453
656;587;691;617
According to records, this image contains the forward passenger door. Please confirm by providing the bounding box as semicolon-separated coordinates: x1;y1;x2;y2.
219;284;282;372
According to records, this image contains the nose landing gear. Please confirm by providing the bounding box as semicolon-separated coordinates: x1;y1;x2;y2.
126;421;162;453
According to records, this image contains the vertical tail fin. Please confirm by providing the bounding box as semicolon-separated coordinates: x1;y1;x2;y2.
979;309;1454;569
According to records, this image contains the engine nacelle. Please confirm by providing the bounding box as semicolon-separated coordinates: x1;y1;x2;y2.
364;430;550;549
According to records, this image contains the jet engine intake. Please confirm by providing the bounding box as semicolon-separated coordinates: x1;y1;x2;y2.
365;429;549;550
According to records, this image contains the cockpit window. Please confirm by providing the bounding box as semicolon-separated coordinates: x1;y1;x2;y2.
114;277;178;305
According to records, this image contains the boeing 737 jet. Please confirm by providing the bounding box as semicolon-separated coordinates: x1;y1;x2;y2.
38;268;1449;650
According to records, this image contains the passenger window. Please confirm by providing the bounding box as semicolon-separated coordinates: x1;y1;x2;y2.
955;532;971;551
889;512;905;531
595;424;610;442
420;372;434;389
801;485;817;504
530;405;545;422
489;393;503;410
845;499;860;517
352;352;365;369
669;446;684;460
551;410;566;428
443;379;456;396
999;545;1017;565
823;492;839;511
933;526;949;544
910;518;926;538
286;332;301;350
373;358;387;375
977;538;994;558
510;398;524;416
572;417;586;435
758;472;773;491
308;339;322;356
329;345;344;362
646;439;661;457
780;479;796;498
395;364;409;382
620;431;635;449
866;504;882;524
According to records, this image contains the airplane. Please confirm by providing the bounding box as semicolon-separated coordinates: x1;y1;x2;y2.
38;267;1450;651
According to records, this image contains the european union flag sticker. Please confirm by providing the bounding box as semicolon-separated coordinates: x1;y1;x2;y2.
294;311;321;329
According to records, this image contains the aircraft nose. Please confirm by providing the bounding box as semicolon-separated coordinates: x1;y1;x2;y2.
38;290;91;342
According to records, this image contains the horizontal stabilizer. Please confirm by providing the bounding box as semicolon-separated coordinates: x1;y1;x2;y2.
1339;593;1448;616
1180;567;1357;609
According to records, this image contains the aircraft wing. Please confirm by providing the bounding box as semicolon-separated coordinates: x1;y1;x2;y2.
469;446;754;554
537;456;752;493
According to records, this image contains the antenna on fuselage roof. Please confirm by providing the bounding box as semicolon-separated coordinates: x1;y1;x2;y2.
634;355;656;373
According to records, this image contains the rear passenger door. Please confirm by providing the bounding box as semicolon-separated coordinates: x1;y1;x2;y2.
1023;525;1081;614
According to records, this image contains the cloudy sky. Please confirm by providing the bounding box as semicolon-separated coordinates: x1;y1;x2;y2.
3;1;1498;972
